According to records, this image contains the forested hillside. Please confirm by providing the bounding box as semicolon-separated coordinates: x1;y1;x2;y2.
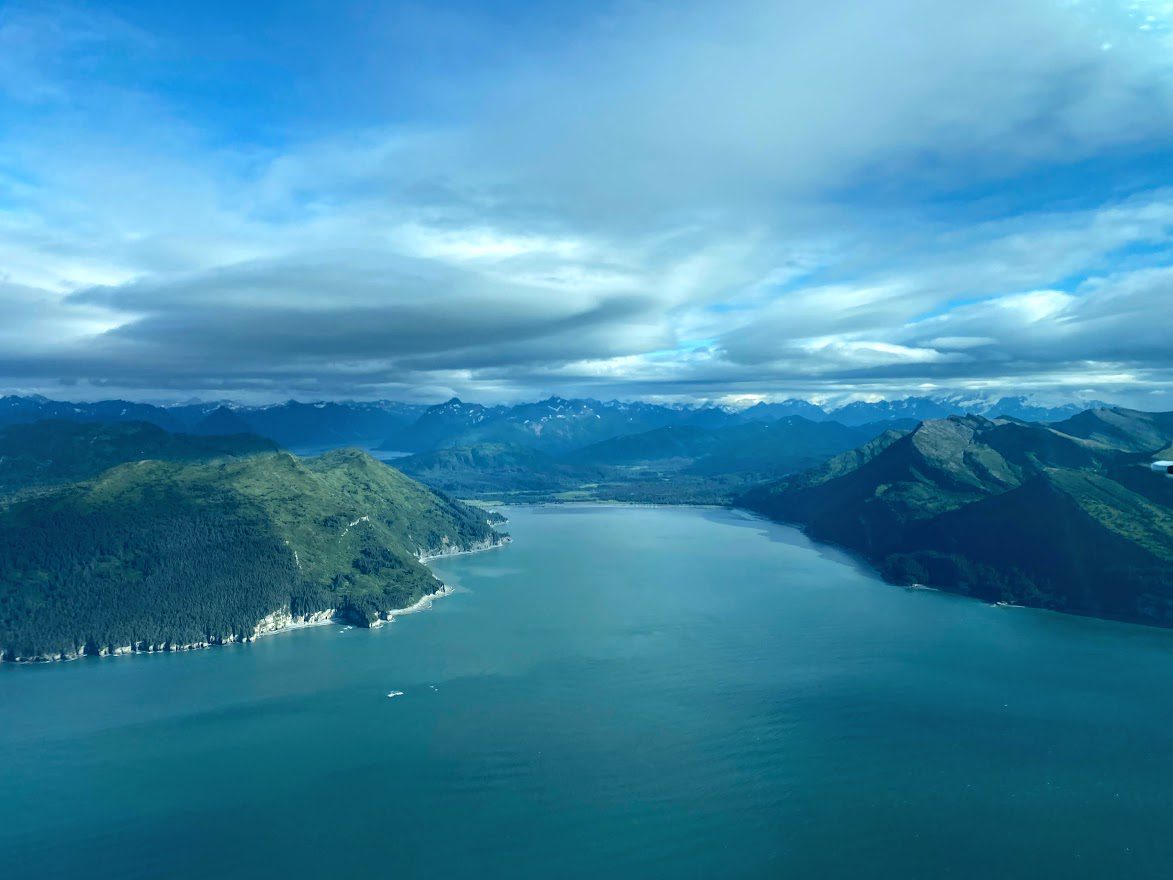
0;420;276;496
0;436;504;661
739;410;1173;626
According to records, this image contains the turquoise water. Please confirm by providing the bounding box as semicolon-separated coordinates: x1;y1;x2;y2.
3;505;1173;879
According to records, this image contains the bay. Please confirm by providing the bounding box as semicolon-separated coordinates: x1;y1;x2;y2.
3;504;1173;878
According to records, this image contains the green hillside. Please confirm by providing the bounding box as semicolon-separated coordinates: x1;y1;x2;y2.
0;419;277;496
0;447;504;661
739;411;1173;626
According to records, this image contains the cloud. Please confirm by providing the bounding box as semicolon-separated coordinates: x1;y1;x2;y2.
0;0;1171;405
897;267;1173;370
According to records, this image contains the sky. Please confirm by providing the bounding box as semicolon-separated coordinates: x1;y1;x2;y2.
1;0;1172;407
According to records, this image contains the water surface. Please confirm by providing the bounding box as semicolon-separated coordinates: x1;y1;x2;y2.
3;505;1173;878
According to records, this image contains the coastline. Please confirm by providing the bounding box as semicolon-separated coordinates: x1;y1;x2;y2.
370;584;454;627
419;535;511;563
1;607;344;665
252;608;338;639
2;534;512;665
733;504;1173;632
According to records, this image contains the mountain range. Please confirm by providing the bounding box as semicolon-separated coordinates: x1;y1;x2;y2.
392;416;905;502
0;393;1110;455
3;392;1168;646
0;395;426;450
379;394;1111;452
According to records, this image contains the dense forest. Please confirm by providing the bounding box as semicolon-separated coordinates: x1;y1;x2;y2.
739;409;1173;626
0;419;277;496
0;429;504;661
0;481;302;658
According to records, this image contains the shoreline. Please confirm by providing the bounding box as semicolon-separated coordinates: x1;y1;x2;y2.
3;535;512;666
252;609;338;639
467;498;730;511
371;584;454;627
419;536;511;563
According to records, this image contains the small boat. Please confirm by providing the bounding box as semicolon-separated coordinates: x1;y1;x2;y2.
386;690;404;699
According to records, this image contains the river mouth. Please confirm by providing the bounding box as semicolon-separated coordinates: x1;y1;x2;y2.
4;504;1173;879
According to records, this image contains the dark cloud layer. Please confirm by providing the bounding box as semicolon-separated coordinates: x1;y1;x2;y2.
0;0;1171;406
